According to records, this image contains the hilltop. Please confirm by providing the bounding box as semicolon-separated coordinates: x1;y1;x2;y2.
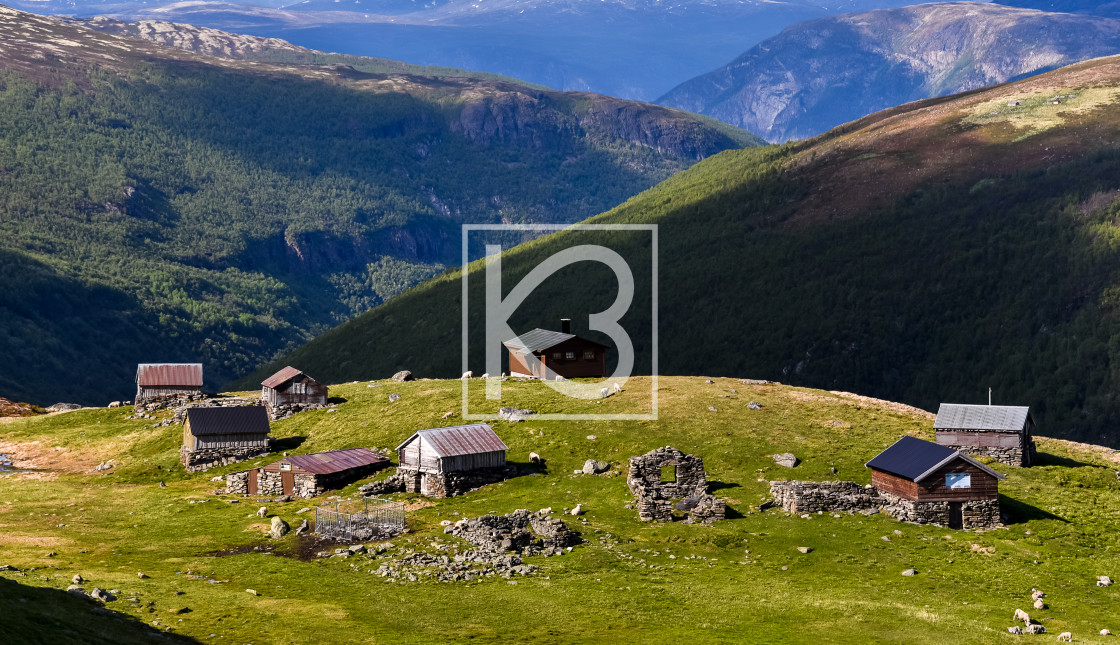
0;376;1118;643
0;5;758;406
249;53;1120;447
658;2;1120;141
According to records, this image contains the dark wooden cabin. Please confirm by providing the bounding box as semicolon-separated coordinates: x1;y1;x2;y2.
230;448;389;498
503;319;608;380
396;424;508;497
934;403;1036;467
866;435;1004;529
261;366;328;408
180;405;271;472
136;363;203;401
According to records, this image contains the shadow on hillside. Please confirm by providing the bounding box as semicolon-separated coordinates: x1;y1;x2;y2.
508;460;547;476
708;480;741;492
0;575;201;644
271;436;307;452
327;396;348;405
999;494;1068;525
1033;451;1094;468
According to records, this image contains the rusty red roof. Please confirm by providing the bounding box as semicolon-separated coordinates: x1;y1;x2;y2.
395;424;507;458
278;448;388;475
261;366;303;389
136;363;203;387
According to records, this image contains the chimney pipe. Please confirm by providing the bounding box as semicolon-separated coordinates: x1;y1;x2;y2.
561;318;571;334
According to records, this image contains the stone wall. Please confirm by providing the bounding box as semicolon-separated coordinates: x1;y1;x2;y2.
226;470;252;495
400;466;510;498
446;509;580;556
180;445;269;472
878;491;999;528
953;443;1035;468
769;480;881;514
134;393;206;414
259;470;283;495
266;401;327;421
627;446;726;523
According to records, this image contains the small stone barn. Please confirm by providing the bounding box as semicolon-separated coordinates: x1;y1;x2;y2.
180;405;271;472
626;446;725;523
226;448;389;498
396;424;508;497
503;319;609;380
261;366;328;417
136;363;203;402
934;403;1036;467
866;435;1004;529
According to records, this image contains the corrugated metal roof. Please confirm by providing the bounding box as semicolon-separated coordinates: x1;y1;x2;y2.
185;406;270;436
395;424;508;458
503;329;576;352
865;435;1004;482
136;363;203;387
262;366;302;389
933;404;1031;432
278;448;388;475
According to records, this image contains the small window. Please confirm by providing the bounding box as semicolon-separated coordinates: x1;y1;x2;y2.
660;465;676;482
945;473;971;489
565;351;576;360
280;463;292;472
552;352;562;360
583;350;596;360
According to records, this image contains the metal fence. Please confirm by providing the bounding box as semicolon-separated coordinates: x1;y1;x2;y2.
314;498;405;540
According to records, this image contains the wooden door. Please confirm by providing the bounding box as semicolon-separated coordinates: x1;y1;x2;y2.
281;471;294;495
948;502;963;530
247;471;258;495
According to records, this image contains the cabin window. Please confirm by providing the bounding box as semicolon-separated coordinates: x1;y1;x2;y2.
280;463;292;472
660;465;676;483
583;350;596;360
565;351;576;360
292;382;306;395
552;352;562;360
945;473;971;489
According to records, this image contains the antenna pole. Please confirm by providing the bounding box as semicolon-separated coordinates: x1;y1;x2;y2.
988;387;992;406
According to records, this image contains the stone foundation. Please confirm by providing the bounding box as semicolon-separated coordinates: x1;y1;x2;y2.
399;467;510;498
446;509;580;556
134;393;206;414
266;402;327;421
181;445;269;472
226;470;251;495
878;492;1000;528
627;446;726;523
769;480;880;514
950;443;1036;468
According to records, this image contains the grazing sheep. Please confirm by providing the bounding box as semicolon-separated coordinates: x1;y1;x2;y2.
480;373;489;380
1008;627;1024;635
1014;609;1031;624
613;382;622;393
1057;632;1072;642
529;452;542;464
555;374;565;381
108;401;121;408
461;371;473;379
600;387;609;398
539;507;552;515
1101;629;1112;636
256;507;267;518
570;503;582;516
1034;599;1048;610
1032;590;1047;600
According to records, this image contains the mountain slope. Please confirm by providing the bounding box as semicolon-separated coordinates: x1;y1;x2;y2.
0;5;759;406
658;2;1120;141
247;53;1120;447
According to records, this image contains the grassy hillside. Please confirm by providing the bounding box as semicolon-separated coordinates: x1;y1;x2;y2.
0;5;759;407
1;377;1118;643
247;54;1120;447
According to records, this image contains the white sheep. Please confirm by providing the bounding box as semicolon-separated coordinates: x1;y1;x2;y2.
1014;609;1031;624
256;507;267;518
539;507;552;515
461;371;473;379
529;452;542;464
1034;598;1047;610
1032;589;1047;600
600;387;609;398
1057;632;1072;642
1101;629;1112;636
555;374;565;381
570;503;582;516
480;373;489;379
613;382;622;393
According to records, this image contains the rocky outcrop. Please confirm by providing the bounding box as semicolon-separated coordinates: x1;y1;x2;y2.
445;509;580;557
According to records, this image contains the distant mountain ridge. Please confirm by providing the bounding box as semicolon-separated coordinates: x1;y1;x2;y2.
658;2;1120;141
0;4;758;406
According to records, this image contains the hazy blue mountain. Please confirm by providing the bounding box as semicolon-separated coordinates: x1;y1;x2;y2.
993;0;1120;16
658;2;1120;141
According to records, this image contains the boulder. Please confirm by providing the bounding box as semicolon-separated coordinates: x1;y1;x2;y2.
270;516;290;539
90;588;116;602
388;393;401;403
773;453;799;468
796;547;813;554
296;519;309;534
65;585;89;598
47;403;81;413
582;459;610;475
499;407;535;421
1025;624;1046;635
391;370;413;382
1007;627;1023;635
747;401;762;410
901;569;917;576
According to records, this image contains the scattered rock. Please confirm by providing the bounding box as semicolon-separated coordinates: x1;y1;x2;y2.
270;516;290;539
0;565;19;572
708;406;718;412
1007;626;1023;635
772;453;799;468
1025;624;1046;635
499;407;535;422
47;402;82;413
747;401;762;410
296;519;309;535
743;379;771;385
391;370;413;382
829;466;838;474
582;459;610;475
90;588;116;602
388;393;401;403
704;379;714;384
168;607;191;615
901;569;917;576
246;589;259;596
796;547;812;554
65;585;89;599
296;507;311;514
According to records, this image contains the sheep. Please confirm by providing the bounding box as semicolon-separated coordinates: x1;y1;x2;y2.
613;382;622;393
1057;632;1073;642
1034;598;1048;610
529;452;542;464
600;387;609;398
555;374;565;381
461;371;473;379
1032;589;1047;600
1101;629;1112;636
256;507;267;518
1014;609;1031;624
480;373;489;380
1026;625;1046;635
570;503;582;516
108;401;121;408
538;507;552;515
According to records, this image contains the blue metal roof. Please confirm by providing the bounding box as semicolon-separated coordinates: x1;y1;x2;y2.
865;435;1004;482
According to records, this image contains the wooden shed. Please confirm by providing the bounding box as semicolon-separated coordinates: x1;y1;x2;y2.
866;435;1004;529
261;366;328;411
136;363;203;401
934;403;1036;467
180;405;271;472
228;448;389;498
395;424;508;497
503;319;608;380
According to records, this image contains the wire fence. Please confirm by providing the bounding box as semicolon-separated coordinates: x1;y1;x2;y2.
314;498;405;541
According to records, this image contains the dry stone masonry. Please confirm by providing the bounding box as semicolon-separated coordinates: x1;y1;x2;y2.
446;509;581;556
181;445;270;473
769;480;1002;528
627;446;726;523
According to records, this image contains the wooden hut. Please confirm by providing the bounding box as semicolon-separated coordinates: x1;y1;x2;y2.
261;366;328;414
395;424;508;497
934;403;1036;467
227;448;389;498
866;435;1004;529
503;319;608;380
136;363;203;402
180;405;271;472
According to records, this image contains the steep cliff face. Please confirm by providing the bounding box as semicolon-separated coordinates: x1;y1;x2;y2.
659;2;1120;141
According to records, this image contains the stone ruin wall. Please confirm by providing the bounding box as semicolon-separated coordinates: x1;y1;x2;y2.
627;446;726;524
770;480;1001;528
